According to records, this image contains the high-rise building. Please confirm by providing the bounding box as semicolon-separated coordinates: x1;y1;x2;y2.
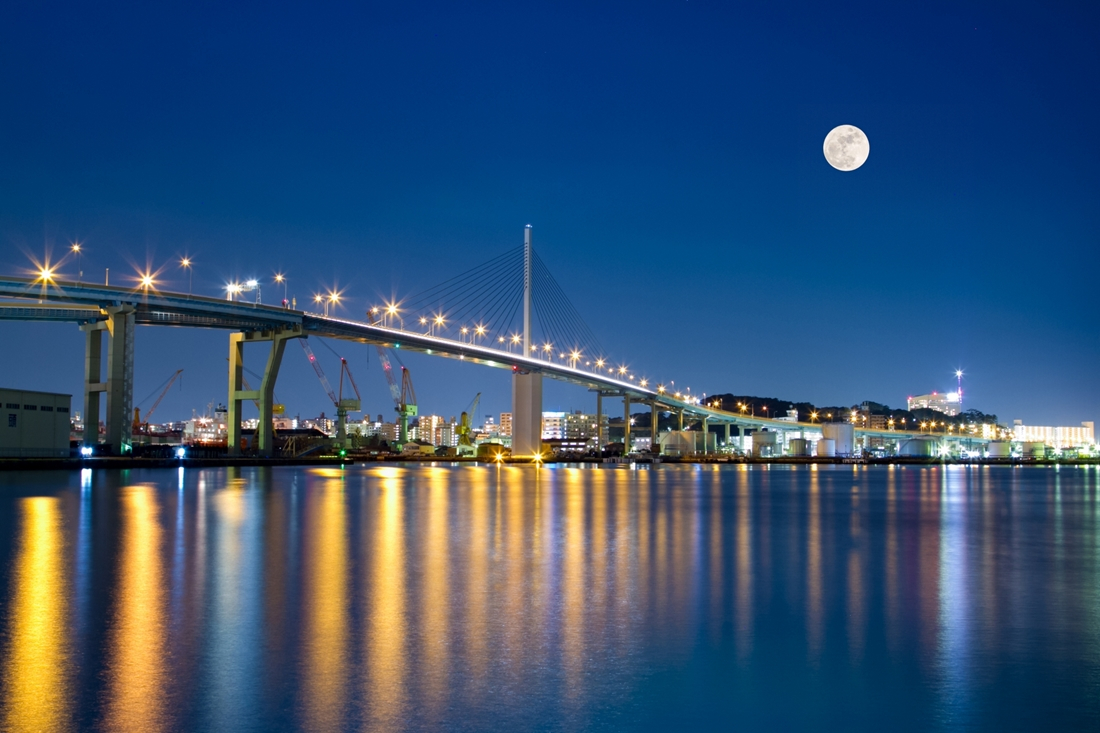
499;413;513;437
907;392;961;416
542;411;566;440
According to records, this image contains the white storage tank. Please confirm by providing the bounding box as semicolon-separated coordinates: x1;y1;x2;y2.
752;431;778;457
815;438;836;457
822;423;854;456
899;437;937;457
1023;441;1047;458
788;438;809;456
986;441;1011;458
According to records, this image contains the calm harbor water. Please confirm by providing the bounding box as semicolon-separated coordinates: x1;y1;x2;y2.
0;464;1097;732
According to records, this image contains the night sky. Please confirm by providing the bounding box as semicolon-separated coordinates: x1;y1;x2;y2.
1;1;1097;427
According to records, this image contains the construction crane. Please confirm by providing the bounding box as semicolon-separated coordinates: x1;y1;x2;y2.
374;346;416;450
133;369;184;434
456;392;481;455
300;338;361;447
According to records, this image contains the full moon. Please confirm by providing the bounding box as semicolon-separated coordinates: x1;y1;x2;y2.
823;125;870;171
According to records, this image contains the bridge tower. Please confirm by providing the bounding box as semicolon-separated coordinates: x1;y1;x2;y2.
511;224;543;458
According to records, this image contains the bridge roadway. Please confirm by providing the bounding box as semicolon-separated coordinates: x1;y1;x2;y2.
0;275;980;453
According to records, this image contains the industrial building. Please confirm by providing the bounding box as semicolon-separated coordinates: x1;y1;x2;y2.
1012;420;1094;449
1;388;73;458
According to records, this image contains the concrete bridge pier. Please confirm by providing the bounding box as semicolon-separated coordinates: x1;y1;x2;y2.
228;326;302;457
81;305;135;455
623;394;631;453
701;416;708;454
724;422;731;449
651;401;659;454
511;372;543;458
596;392;603;454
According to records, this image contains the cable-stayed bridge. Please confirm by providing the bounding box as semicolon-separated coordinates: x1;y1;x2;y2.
0;226;985;457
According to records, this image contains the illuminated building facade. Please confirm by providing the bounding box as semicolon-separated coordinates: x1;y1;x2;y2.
1012;420;1094;448
907;392;961;416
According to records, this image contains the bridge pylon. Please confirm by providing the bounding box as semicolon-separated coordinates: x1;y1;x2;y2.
228;325;303;457
81;305;135;455
511;224;543;458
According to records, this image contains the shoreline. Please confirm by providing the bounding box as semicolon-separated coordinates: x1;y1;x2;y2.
1;455;1097;472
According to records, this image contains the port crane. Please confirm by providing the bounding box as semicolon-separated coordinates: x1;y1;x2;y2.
300;338;361;447
133;369;184;434
374;346;416;450
456;392;481;455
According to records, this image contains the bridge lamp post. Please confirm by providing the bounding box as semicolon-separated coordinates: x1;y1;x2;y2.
386;303;400;328
180;258;193;296
226;282;243;302
543;343;553;360
569;350;582;368
71;243;83;283
433;314;445;336
328;291;340;315
140;274;155;293
36;266;54;284
369;306;381;324
313;293;324;313
419;316;428;333
810;411;818;424
510;334;521;353
657;385;665;394
460;326;469;342
475;324;487;342
274;273;287;305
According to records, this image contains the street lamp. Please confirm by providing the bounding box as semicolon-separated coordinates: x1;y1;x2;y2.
71;243;83;283
180;257;193;296
274;273;288;306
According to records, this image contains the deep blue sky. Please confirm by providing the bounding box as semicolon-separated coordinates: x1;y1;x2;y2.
1;0;1097;427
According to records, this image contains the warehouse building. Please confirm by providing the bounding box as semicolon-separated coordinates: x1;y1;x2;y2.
1;388;73;458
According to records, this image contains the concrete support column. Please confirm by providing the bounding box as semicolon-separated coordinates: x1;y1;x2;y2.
511;371;543;457
104;306;135;454
228;326;301;457
80;305;134;455
596;392;603;455
623;394;631;453
81;324;104;449
724;422;731;450
701;416;708;454
678;410;684;431
651;401;659;454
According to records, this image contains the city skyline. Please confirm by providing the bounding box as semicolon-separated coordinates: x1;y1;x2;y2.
1;1;1097;426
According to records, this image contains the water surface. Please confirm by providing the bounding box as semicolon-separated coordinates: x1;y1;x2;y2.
0;464;1097;731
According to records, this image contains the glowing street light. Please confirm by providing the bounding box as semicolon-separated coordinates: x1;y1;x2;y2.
71;243;83;283
475;324;487;341
180;257;193;296
274;273;288;305
36;266;54;284
139;273;156;292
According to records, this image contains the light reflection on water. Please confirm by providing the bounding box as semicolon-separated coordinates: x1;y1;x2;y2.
0;464;1097;731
